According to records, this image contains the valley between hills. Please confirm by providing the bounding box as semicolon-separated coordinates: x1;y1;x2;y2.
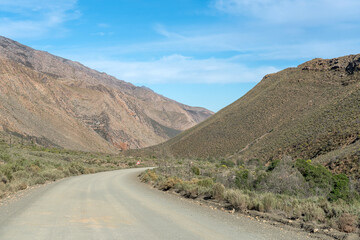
0;37;359;239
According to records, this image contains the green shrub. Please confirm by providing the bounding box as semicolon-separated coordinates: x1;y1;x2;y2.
220;159;235;168
41;169;64;181
329;174;350;201
69;162;85;175
1;166;13;181
267;159;280;172
0;152;11;162
33;159;42;167
235;169;250;189
191;166;200;175
13;170;29;180
259;159;308;196
236;159;244;166
197;178;213;188
295;159;333;195
296;159;352;201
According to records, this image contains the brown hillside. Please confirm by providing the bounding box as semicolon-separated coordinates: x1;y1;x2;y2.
148;54;360;172
0;36;213;152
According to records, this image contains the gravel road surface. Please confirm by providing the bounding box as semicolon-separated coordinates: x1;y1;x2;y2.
0;168;315;240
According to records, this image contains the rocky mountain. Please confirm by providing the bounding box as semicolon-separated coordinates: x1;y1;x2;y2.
0;36;213;152
145;54;359;176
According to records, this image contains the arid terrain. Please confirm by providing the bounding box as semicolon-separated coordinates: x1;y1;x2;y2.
140;54;360;179
0;36;213;152
133;54;360;238
0;38;359;239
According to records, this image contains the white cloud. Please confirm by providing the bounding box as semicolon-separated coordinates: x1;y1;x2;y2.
213;0;360;25
97;23;110;28
60;25;360;64
82;54;279;84
254;40;360;60
0;0;77;10
0;0;79;39
92;32;114;37
153;24;186;39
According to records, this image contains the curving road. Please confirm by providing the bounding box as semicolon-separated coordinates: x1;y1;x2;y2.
0;168;314;240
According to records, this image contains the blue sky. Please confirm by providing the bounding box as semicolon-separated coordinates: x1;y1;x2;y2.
1;0;360;112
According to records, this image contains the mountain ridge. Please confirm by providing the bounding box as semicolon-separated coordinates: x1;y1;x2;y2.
0;36;213;152
138;54;360;177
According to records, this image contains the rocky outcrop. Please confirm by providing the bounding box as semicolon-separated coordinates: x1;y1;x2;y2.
299;54;360;75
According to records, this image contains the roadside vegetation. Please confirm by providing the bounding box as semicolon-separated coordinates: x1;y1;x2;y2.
140;156;360;238
0;132;151;199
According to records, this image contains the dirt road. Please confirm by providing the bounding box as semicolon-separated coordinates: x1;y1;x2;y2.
0;168;314;239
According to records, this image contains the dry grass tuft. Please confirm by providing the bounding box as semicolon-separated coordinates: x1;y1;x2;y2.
338;213;358;233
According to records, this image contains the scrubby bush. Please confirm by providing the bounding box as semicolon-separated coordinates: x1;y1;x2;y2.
295;159;333;196
248;197;264;212
235;169;251;190
258;158;308;196
68;162;85;175
225;189;249;211
191;166;200;175
220;159;235;168
301;201;326;222
33;177;46;185
1;166;13;182
295;159;352;201
141;170;158;182
158;177;182;191
150;156;360;233
338;213;357;233
13;170;29;180
212;183;225;200
197;178;213;188
266;159;280;172
41;169;64;181
0;152;11;162
0;174;8;184
329;174;350;201
29;164;41;173
15;182;28;191
261;193;276;212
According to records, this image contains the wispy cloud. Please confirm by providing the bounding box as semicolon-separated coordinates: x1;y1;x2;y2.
82;54;279;84
213;0;360;25
28;0;360;87
207;0;360;61
0;0;80;39
92;32;114;37
153;24;186;39
62;24;360;64
97;23;110;28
